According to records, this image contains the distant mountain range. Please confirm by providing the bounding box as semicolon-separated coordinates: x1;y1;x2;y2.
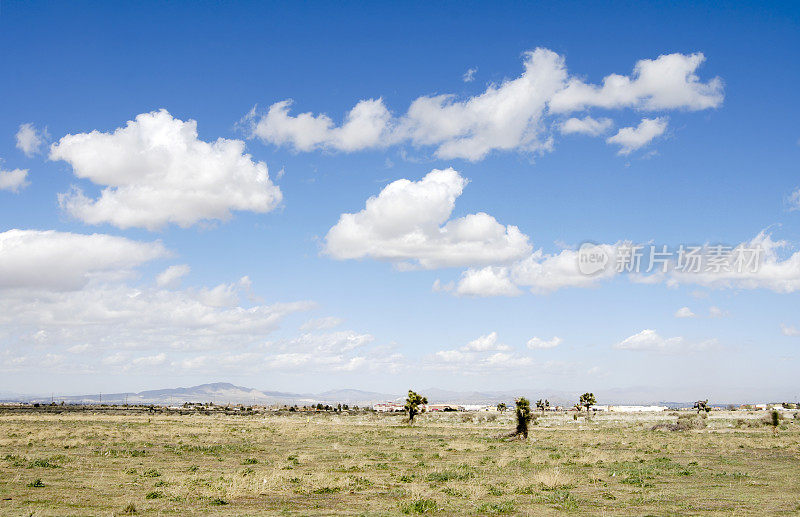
0;383;397;406
0;382;699;407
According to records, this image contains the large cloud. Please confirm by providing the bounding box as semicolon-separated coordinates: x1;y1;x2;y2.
450;231;800;297
0;229;168;291
248;49;722;160
665;232;800;293
0;280;317;374
396;48;566;160
0;281;312;351
0;227;397;376
324;168;531;269
50;110;282;230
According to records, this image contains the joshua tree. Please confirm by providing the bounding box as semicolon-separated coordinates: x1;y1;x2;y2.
693;399;711;414
496;402;507;413
770;410;780;435
578;393;596;412
514;397;533;438
405;390;427;424
536;399;550;413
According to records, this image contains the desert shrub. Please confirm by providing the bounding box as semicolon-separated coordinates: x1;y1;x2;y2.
145;491;162;499
734;418;761;429
652;414;707;431
27;478;45;487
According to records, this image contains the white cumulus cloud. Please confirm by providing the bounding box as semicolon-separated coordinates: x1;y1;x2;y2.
606;117;668;155
674;307;696;318
324;168;531;269
527;336;562;349
0;167;29;193
550;52;723;112
249;49;722;161
462;332;510;352
50;110;282;230
454;266;522;297
559;116;613;136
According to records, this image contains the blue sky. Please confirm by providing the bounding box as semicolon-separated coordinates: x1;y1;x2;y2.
1;1;798;401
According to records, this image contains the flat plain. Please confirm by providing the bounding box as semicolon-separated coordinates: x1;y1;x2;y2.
1;409;799;515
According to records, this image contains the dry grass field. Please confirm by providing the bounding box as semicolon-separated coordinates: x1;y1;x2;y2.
1;409;799;515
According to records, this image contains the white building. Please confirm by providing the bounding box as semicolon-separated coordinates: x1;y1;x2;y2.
373;403;404;412
592;405;668;412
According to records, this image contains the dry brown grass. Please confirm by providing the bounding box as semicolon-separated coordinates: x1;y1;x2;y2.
0;409;798;515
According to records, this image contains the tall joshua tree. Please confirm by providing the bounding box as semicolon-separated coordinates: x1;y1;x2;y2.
405;390;427;424
515;397;533;438
496;402;507;413
578;393;596;412
693;399;711;414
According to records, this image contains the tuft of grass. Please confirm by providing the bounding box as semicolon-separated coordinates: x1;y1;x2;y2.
29;458;61;469
121;502;137;514
477;501;515;514
242;457;259;464
27;478;46;487
145;491;163;499
401;498;438;514
313;486;341;494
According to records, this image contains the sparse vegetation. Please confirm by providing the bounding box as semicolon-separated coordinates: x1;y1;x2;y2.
0;408;798;515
